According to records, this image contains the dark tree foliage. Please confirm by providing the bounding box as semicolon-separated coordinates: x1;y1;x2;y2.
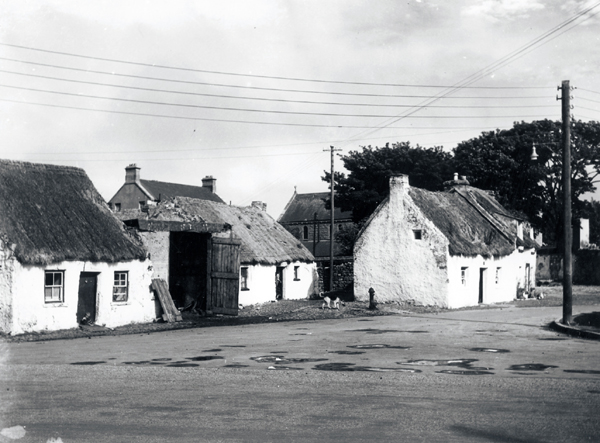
454;119;600;245
587;200;600;246
322;142;455;223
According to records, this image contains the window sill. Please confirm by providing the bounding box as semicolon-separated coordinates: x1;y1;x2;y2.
241;288;250;291
293;279;301;281
111;301;130;306
44;302;67;308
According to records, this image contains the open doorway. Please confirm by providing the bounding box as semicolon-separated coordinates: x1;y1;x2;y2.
478;268;487;304
77;272;98;324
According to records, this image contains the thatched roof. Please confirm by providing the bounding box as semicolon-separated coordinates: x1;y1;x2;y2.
278;192;352;223
146;197;314;265
140;179;224;203
0;160;147;265
408;185;536;257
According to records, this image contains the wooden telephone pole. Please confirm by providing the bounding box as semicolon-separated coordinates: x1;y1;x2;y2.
560;80;573;325
325;145;342;292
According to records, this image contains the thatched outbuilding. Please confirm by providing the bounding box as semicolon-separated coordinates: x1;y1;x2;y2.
354;174;538;308
121;196;317;309
0;160;155;335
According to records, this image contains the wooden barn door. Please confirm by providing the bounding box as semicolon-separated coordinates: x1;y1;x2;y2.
77;272;98;324
208;236;241;315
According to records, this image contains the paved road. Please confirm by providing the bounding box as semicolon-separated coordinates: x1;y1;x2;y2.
1;305;599;442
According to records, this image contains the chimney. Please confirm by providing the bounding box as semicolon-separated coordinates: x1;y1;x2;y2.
125;164;141;184
202;175;217;194
389;175;410;206
443;172;470;191
251;201;267;212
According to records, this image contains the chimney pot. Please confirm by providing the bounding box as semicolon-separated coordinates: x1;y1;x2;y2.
125;164;141;184
202;176;217;194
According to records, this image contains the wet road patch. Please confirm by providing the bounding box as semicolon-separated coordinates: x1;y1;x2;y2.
347;344;411;350
399;359;478;369
313;363;421;373
251;355;328;364
328;350;365;355
469;348;510;353
70;361;106;365
166;363;200;367
151;358;172;361
508;364;558;371
267;366;303;371
437;369;494;375
563;369;600;375
203;348;222;352
221;345;246;348
187;356;224;361
346;328;429;334
223;364;249;368
123;361;152;365
538;338;568;341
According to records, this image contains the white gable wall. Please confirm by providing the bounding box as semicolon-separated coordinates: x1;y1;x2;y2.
5;259;154;335
354;177;450;307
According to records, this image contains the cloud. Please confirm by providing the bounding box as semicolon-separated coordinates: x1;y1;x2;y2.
462;0;545;22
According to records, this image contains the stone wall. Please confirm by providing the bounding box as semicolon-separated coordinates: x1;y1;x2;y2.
316;259;353;293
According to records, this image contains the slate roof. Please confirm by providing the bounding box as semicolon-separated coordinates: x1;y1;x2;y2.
278;192;352;223
139;179;224;203
0;160;147;265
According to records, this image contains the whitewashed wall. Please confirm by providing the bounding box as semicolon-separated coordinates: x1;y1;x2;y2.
354;176;450;307
238;261;317;305
4;258;154;335
446;249;537;309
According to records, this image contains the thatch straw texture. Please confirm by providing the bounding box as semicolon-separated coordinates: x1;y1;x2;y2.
409;186;524;258
278;192;351;222
148;197;314;265
0;160;147;265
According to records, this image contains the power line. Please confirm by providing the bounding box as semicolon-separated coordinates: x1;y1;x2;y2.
0;68;556;109
0;87;555;119
0;57;553;100
0;42;553;89
579;96;600;105
579;88;600;96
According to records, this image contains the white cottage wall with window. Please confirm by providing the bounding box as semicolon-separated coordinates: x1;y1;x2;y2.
4;259;154;335
238;262;317;305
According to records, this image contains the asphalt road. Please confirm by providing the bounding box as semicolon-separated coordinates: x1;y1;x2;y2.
1;305;599;442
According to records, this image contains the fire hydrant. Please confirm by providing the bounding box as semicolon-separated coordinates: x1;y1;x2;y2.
368;287;377;310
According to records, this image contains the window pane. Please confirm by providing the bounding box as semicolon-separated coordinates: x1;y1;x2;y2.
45;273;53;286
53;272;62;285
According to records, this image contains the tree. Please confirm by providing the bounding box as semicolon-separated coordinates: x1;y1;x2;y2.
453;119;600;245
322;142;455;223
587;200;600;246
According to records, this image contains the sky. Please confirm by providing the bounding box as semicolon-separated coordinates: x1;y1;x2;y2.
0;0;599;218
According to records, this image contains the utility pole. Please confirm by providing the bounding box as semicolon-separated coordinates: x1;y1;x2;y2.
560;80;573;325
324;145;342;292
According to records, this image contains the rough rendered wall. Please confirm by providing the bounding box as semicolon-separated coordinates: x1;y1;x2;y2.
0;247;15;333
354;192;450;307
283;261;318;300
9;259;155;335
139;231;170;280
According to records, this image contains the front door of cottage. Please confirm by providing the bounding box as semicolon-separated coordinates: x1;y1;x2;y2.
275;266;284;300
208;236;241;315
478;268;487;304
77;272;98;323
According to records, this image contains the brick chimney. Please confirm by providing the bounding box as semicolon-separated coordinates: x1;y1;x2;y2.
202;175;217;193
125;164;141;184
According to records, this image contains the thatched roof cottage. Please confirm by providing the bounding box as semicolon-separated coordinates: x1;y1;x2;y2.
121;196;317;310
0;160;155;335
354;174;538;308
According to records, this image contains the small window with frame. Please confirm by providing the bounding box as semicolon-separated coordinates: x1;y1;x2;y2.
495;267;501;285
114;203;121;212
241;267;249;291
413;229;423;240
302;226;309;240
461;267;468;286
294;266;300;281
45;270;64;303
113;271;129;302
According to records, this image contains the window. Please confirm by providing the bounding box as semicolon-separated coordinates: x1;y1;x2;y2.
294;266;300;281
45;270;64;303
114;203;121;212
413;229;423;240
113;271;129;302
495;267;501;285
138;201;146;209
461;267;468;286
241;267;249;290
302;226;309;240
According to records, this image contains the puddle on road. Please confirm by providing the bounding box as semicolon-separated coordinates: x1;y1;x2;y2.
399;359;478;369
437;369;494;375
223;364;250;368
563;369;600;375
291;333;312;335
328;350;366;355
203;349;222;353
251;355;328;364
508;363;558;371
123;361;152;365
346;328;429;334
270;351;288;354
475;330;508;333
347;344;411;350
70;361;106;365
220;345;246;348
187;356;224;361
469;348;510;353
151;358;172;361
267;366;303;371
357;319;373;322
313;363;421;373
538;338;569;341
166;363;200;367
